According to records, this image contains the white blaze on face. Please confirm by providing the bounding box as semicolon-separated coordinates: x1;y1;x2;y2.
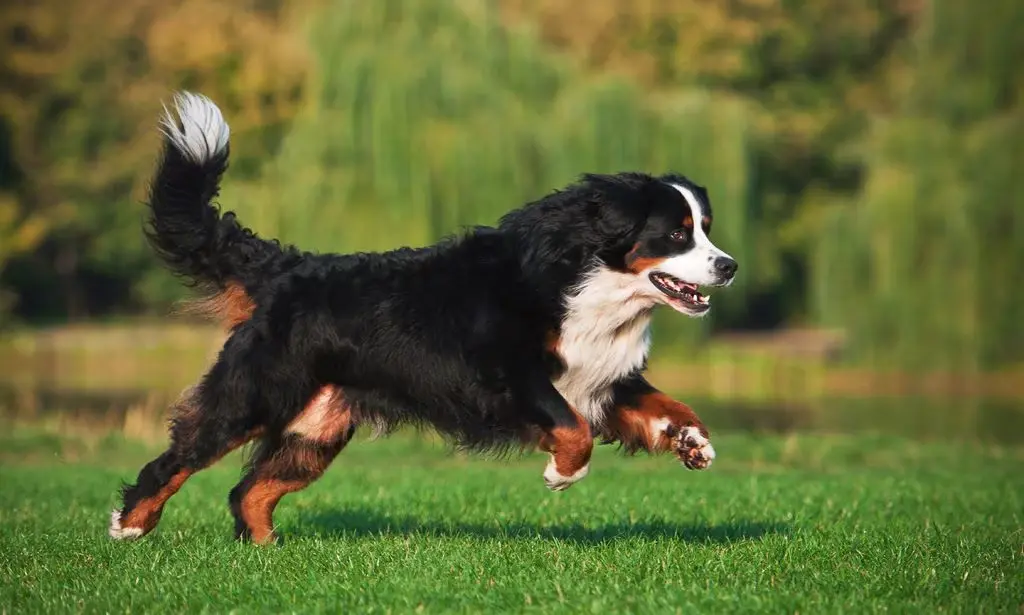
647;183;734;287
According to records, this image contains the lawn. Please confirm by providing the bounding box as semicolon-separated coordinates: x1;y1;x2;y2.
0;428;1021;614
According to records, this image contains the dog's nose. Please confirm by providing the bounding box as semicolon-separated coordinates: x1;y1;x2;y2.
713;256;738;278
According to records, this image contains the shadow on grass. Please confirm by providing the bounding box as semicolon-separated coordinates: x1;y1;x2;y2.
296;507;788;545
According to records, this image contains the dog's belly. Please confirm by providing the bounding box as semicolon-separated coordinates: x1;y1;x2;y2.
340;379;535;448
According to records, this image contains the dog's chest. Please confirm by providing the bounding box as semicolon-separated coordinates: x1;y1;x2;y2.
550;269;653;427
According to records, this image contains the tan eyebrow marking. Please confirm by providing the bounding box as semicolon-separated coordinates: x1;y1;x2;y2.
683;216;694;229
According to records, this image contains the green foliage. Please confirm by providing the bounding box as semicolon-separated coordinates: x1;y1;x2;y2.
502;0;914;317
0;193;47;322
223;0;753;345
813;0;1024;370
0;0;309;318
0;0;1020;369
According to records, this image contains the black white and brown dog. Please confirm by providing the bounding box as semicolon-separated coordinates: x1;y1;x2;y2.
109;92;738;544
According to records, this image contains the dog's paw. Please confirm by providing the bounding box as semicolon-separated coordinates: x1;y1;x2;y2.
108;509;144;540
543;457;590;492
673;426;715;470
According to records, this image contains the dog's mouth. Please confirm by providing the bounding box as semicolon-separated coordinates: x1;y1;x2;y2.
649;272;710;314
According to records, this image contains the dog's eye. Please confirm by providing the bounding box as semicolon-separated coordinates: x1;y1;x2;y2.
669;229;688;242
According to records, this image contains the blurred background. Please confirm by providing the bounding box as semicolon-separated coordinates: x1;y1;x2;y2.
0;0;1022;448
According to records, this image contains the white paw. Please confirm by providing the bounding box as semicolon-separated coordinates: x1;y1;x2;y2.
674;426;715;470
543;457;590;492
108;509;143;540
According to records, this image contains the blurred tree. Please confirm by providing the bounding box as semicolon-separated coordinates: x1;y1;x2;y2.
500;0;916;327
504;0;1024;370
0;0;1019;372
224;0;755;347
0;0;309;319
0;191;47;321
813;0;1024;370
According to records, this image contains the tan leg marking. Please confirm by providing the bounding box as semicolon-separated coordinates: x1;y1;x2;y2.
239;385;352;544
538;410;593;491
240;479;308;545
603;392;715;469
284;386;350;443
110;426;264;539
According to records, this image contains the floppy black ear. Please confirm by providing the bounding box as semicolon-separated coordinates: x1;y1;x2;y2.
582;172;654;247
498;172;657;303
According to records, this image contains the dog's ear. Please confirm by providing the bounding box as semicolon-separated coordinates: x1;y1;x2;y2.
582;173;654;244
595;199;644;242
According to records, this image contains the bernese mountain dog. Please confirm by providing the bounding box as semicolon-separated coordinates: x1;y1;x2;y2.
109;93;738;544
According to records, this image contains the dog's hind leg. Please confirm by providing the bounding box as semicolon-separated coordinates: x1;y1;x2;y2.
109;386;263;540
229;385;354;545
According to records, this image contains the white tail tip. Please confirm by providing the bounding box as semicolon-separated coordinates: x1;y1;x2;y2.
159;91;230;164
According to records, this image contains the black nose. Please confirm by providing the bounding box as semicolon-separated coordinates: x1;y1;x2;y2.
713;256;738;278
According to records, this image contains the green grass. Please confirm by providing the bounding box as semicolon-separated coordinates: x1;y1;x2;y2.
0;428;1022;614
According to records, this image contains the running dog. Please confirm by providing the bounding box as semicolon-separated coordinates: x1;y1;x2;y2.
109;93;738;544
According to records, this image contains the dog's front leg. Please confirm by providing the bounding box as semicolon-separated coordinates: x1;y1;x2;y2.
537;409;593;491
529;375;593;491
602;376;715;470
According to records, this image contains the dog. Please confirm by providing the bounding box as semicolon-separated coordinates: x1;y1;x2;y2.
109;92;738;544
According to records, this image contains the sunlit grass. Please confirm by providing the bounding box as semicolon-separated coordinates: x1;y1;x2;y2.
1;429;1021;613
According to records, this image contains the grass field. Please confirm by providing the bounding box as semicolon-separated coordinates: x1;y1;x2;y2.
1;427;1022;614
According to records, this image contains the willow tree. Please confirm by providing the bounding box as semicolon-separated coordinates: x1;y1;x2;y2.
501;0;916;327
227;0;755;346
813;0;1024;370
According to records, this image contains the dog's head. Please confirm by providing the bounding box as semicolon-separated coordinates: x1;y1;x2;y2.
502;172;737;318
609;173;736;316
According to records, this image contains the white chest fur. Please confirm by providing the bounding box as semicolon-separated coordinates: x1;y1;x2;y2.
551;266;654;427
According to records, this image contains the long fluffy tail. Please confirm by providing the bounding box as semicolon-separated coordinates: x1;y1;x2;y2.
145;92;298;327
